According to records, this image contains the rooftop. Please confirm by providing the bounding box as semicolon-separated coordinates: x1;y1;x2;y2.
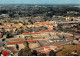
7;40;35;44
2;51;10;56
22;32;40;35
39;30;54;32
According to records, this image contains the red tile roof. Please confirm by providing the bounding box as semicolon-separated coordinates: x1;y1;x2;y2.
22;32;40;35
54;48;58;51
0;25;4;26
5;27;13;30
50;24;54;26
0;37;2;38
47;24;54;26
22;30;54;35
39;30;54;32
0;33;2;38
7;40;35;44
6;23;11;25
57;45;63;48
2;51;10;56
44;46;50;49
0;28;2;31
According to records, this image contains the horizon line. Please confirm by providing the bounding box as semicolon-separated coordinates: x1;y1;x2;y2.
0;3;80;5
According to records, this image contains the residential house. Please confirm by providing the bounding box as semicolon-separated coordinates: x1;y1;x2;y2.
46;24;54;29
4;23;11;27
27;24;34;28
13;24;22;28
4;27;13;32
7;40;36;45
73;40;80;44
49;38;67;42
0;28;2;32
39;30;56;39
1;51;11;56
22;32;40;38
36;45;63;53
0;25;4;28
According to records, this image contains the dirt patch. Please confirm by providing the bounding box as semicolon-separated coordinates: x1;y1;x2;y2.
57;45;80;56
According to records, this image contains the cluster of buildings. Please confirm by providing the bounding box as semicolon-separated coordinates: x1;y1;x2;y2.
0;21;57;32
0;16;80;56
0;20;62;56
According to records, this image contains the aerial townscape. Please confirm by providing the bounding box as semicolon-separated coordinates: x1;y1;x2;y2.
0;4;80;56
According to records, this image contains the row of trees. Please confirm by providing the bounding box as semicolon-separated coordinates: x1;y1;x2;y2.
18;41;56;56
0;6;80;18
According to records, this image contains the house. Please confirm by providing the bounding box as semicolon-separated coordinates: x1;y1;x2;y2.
4;27;13;32
0;33;2;38
36;45;63;53
0;14;9;18
38;40;51;47
2;51;10;56
13;24;22;28
33;22;49;27
22;32;40;38
21;25;27;29
44;46;51;52
4;23;11;27
39;30;54;35
27;24;34;28
7;40;36;45
0;28;2;32
73;40;80;44
0;25;4;28
6;40;36;52
49;38;67;42
14;35;21;38
12;27;17;32
46;24;54;29
44;46;62;52
79;38;80;42
33;22;41;27
39;30;56;38
18;23;23;26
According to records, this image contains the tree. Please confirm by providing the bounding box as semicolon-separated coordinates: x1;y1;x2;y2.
18;41;32;56
49;50;56;56
73;50;78;56
63;35;65;39
0;23;2;25
2;28;5;35
71;19;73;21
39;53;46;56
20;27;24;34
32;50;37;56
16;44;19;50
23;41;29;48
18;47;32;56
28;20;33;24
57;24;63;31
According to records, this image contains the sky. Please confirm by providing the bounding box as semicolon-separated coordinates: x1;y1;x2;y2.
0;0;80;4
